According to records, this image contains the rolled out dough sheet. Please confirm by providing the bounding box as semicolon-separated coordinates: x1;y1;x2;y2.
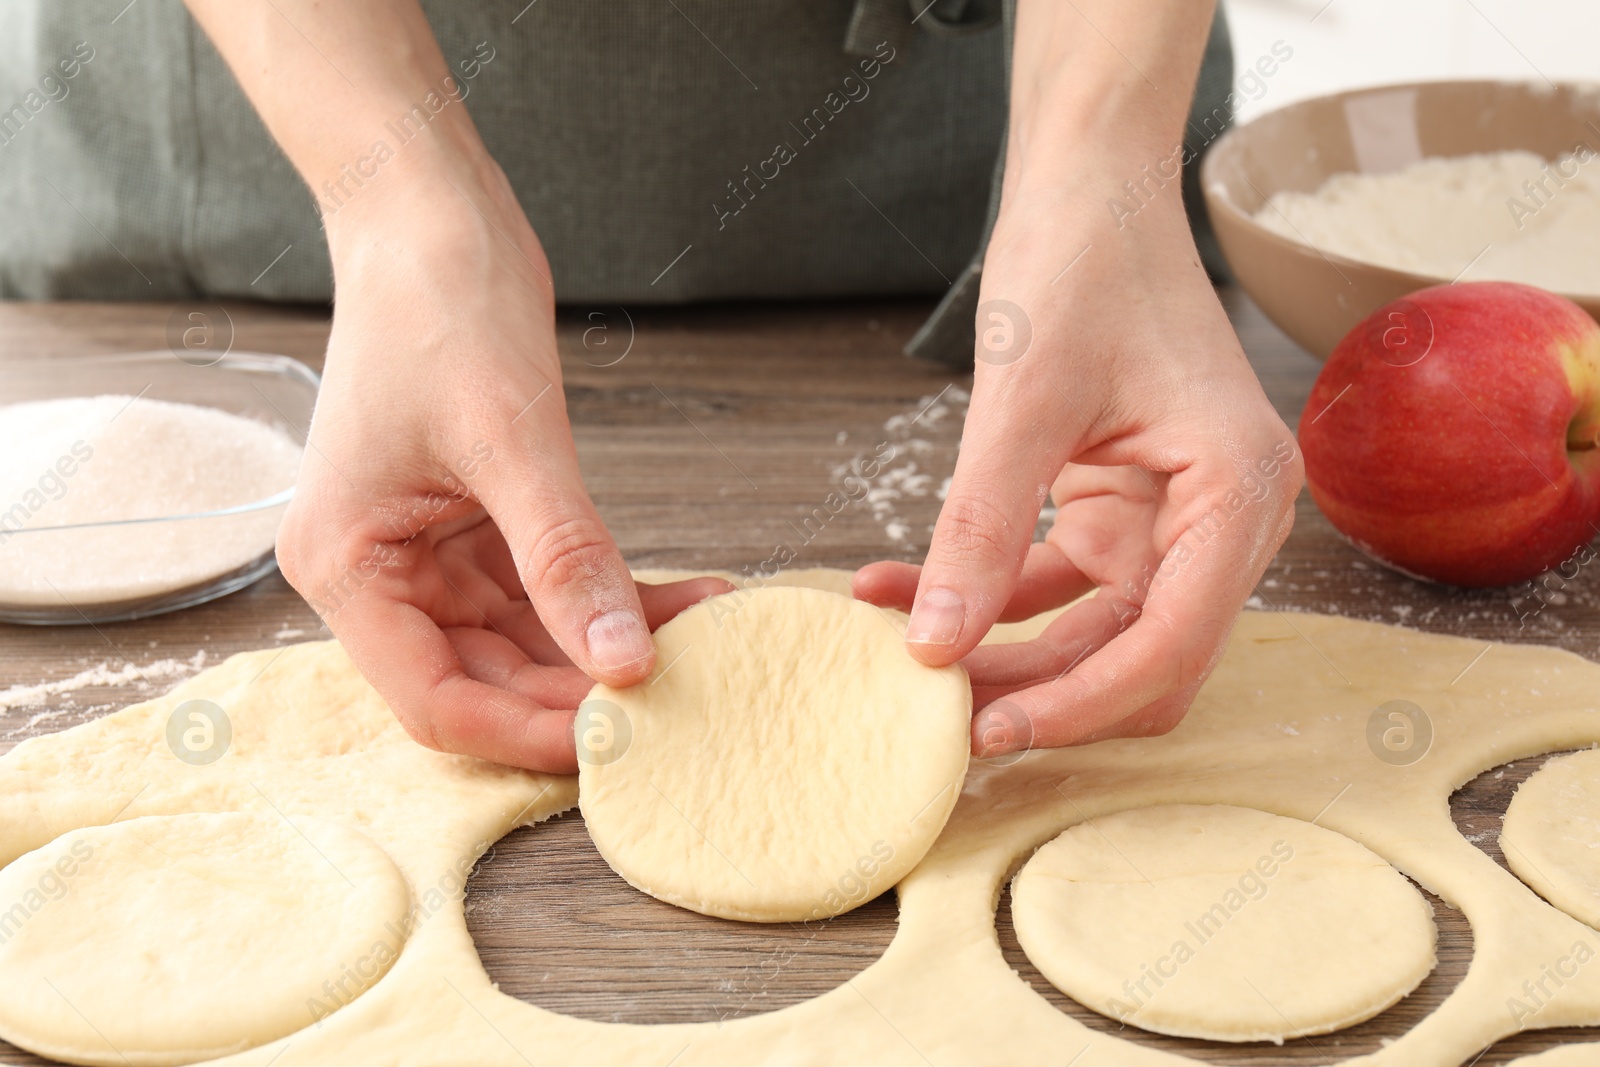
5;570;1600;1064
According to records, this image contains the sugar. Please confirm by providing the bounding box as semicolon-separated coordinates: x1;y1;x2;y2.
0;396;302;608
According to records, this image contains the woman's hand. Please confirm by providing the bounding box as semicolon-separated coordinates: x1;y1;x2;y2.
856;189;1300;755
174;0;730;772
854;0;1304;757
279;172;728;773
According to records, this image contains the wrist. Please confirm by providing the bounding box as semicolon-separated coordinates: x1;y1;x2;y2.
990;170;1191;266
315;120;519;255
1001;109;1191;217
324;162;548;285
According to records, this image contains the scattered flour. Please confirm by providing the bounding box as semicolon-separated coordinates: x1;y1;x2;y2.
830;385;1065;553
19;704;111;734
0;395;302;608
831;387;971;553
1255;150;1600;298
0;651;207;713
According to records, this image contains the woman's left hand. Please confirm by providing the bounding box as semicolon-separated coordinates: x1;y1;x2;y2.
854;182;1302;756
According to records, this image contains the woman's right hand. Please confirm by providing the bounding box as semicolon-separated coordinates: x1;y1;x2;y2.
168;0;730;770
279;164;729;773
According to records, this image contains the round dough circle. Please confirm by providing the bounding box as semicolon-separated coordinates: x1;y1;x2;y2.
1501;748;1600;927
578;586;970;922
1010;804;1436;1043
0;812;412;1066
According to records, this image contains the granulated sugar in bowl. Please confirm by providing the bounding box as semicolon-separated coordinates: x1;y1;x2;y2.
0;352;314;624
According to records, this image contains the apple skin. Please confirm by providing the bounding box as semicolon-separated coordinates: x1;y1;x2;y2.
1300;281;1600;587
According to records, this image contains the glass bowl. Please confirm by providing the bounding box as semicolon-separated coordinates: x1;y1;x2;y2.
0;351;317;624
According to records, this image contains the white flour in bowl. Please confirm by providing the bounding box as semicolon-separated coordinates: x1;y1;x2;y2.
1254;150;1600;298
0;395;303;608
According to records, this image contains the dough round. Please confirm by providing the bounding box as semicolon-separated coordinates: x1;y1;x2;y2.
627;566;1069;646
1501;749;1600;927
578;586;970;922
0;812;412;1066
1010;804;1436;1043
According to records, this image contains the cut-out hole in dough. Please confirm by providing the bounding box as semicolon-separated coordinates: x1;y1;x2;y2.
0;812;410;1067
1449;750;1588;876
464;813;898;1024
0;1036;52;1066
996;876;1470;1060
1486;1035;1600;1063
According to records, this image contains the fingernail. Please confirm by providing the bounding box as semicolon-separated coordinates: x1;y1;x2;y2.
586;610;654;674
906;587;965;646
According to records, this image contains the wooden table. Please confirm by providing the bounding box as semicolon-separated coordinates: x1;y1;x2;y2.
1;291;1595;1064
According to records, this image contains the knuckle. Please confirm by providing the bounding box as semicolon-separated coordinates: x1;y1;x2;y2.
274;500;323;595
1271;449;1306;505
525;515;616;595
275;536;308;593
1136;705;1187;737
1132;613;1215;694
288;531;389;618
1281;447;1307;491
1275;505;1297;545
386;686;447;754
397;713;445;753
936;491;1020;565
1138;609;1182;653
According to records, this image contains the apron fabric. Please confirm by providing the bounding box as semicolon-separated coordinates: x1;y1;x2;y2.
0;0;1232;366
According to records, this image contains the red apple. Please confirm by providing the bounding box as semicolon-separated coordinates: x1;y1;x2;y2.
1299;281;1600;587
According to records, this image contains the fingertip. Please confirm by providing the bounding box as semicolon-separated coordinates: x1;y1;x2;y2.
848;568;873;599
850;561;919;607
905;585;965;649
546;708;581;775
636;574;734;596
636;575;737;631
905;639;962;668
583;609;656;685
970;698;1035;758
850;560;897;590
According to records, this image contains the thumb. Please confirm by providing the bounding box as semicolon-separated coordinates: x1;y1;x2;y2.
908;382;1070;666
470;409;653;687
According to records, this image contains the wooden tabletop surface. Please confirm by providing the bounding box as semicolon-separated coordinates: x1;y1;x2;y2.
2;290;1597;1064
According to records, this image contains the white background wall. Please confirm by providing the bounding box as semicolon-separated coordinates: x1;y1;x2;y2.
1225;0;1599;124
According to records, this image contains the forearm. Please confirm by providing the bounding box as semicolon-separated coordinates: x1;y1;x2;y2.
181;0;500;249
1003;0;1217;207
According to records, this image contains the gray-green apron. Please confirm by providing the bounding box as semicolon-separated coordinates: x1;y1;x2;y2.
0;0;1232;365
